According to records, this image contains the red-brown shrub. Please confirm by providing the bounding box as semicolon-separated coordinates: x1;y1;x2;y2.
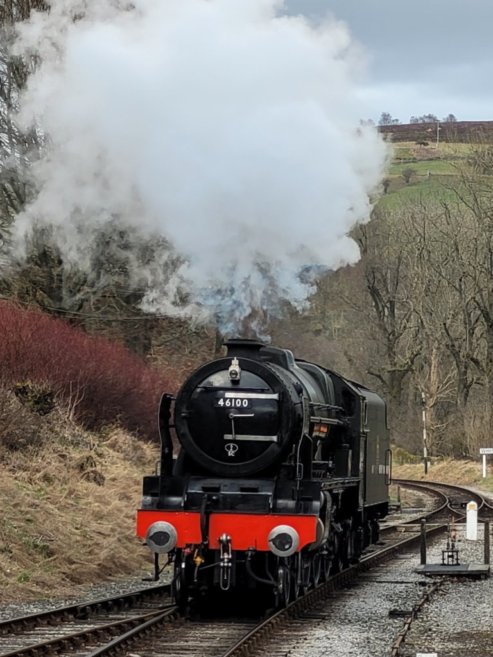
0;301;176;439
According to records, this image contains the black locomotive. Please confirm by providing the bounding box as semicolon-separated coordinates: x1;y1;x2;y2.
137;339;391;607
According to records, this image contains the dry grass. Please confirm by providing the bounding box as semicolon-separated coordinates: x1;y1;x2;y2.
393;459;493;493
0;421;158;602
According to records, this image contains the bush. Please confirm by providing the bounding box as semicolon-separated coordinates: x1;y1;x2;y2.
401;167;416;184
13;381;55;415
0;386;47;451
0;301;174;440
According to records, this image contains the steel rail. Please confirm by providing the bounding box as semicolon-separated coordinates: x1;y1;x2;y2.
0;606;177;657
0;584;170;636
390;580;443;657
393;478;493;519
84;606;180;657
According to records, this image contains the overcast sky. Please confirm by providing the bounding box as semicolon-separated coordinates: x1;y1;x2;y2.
286;0;492;123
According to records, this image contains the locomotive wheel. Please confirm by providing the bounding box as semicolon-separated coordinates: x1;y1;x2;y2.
371;519;380;543
348;528;359;563
276;565;291;608
312;552;322;587
353;527;364;561
291;558;301;600
172;557;189;609
300;555;311;594
341;527;352;569
321;552;332;582
330;532;343;573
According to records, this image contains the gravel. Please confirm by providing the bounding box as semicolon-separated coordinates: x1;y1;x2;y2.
257;551;432;656
399;524;493;657
257;524;492;657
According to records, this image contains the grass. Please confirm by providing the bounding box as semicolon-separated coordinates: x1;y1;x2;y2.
378;176;460;209
390;159;459;176
392;141;474;158
393;458;493;494
381;138;493;209
0;419;158;602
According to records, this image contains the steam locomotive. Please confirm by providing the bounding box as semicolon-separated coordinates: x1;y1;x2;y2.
136;339;391;607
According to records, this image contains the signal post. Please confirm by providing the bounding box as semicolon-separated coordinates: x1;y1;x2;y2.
480;447;493;478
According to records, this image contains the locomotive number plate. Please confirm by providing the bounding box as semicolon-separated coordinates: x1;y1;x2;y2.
215;397;251;409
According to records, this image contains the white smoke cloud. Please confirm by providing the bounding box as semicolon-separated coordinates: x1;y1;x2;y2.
13;0;388;334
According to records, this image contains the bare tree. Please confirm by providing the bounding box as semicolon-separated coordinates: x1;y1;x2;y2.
446;171;493;434
404;200;482;454
0;0;48;23
0;7;44;245
401;167;415;184
378;112;400;126
356;207;423;406
409;114;439;124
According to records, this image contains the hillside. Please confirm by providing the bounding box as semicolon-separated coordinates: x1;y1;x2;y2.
0;409;158;602
0;305;166;602
379;120;493;143
375;136;488;206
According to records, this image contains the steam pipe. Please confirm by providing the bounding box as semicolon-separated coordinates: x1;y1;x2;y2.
245;551;277;587
158;393;174;498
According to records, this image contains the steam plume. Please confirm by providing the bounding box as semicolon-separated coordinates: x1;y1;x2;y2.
13;0;388;335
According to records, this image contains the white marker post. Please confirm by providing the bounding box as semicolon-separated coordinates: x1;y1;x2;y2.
466;501;478;541
421;392;429;474
479;447;493;478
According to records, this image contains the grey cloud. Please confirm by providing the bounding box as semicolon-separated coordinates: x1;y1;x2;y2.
286;0;493;120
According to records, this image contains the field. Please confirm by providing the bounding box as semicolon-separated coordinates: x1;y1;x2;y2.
377;139;492;208
378;176;459;209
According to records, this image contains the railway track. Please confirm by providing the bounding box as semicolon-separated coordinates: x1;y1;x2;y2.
3;479;489;657
394;478;493;521
215;479;492;657
132;482;456;657
0;585;175;657
385;479;493;657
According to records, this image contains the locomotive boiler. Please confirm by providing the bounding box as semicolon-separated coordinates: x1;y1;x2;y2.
136;339;391;607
